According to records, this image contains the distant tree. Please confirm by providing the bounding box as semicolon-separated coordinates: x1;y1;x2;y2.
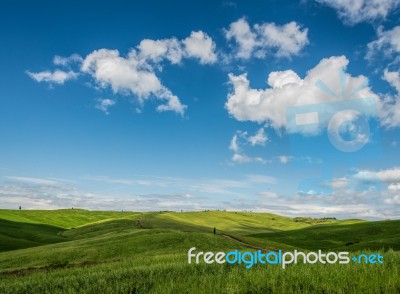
19;206;21;210
213;227;216;235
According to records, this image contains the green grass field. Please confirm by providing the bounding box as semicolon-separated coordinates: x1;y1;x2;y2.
0;209;398;293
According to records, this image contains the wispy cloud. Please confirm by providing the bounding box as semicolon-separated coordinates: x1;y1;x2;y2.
5;176;62;186
26;69;78;85
95;98;116;115
86;174;278;195
2;172;399;219
316;0;400;25
225;17;309;59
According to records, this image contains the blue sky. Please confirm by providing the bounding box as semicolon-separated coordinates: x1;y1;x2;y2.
1;0;400;219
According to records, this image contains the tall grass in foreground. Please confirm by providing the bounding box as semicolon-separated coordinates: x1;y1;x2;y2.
0;250;398;294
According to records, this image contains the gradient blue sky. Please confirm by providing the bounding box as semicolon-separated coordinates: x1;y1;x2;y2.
1;0;400;219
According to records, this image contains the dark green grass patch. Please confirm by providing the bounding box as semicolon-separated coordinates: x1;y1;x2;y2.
0;219;66;252
250;220;400;251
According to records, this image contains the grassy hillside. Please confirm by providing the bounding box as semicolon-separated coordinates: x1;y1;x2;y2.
0;209;140;229
0;219;65;252
139;211;363;235
250;219;400;251
0;209;398;293
0;228;246;272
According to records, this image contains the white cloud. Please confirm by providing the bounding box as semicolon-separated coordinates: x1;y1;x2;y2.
318;167;400;209
229;133;240;153
238;167;400;218
95;98;116;115
254;21;309;58
28;31;218;116
138;38;183;64
225;17;309;59
316;0;400;25
388;183;400;191
246;174;276;184
229;132;244;162
366;25;400;60
279;155;292;164
231;153;253;164
87;174;277;196
258;191;279;198
247;128;268;146
27;69;78;84
231;150;266;165
330;167;400;197
331;177;348;189
365;28;400;126
354;167;400;183
384;195;400;204
81;49;186;115
383;69;400;93
183;31;217;64
5;176;60;186
225;18;257;59
251;188;390;219
3;173;399;217
81;49;159;98
378;68;400;127
0;178;210;211
53;54;83;67
228;130;268;164
225;55;380;133
87;175;163;186
138;31;217;65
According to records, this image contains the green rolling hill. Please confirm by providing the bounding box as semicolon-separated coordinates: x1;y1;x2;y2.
0;209;398;293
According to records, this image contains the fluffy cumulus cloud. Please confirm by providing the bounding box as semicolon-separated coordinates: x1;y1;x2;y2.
225;17;309;59
183;31;217;64
226;55;381;133
80;48;186;115
136;32;217;65
225;18;257;59
137;38;183;64
316;0;400;25
28;31;218;116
